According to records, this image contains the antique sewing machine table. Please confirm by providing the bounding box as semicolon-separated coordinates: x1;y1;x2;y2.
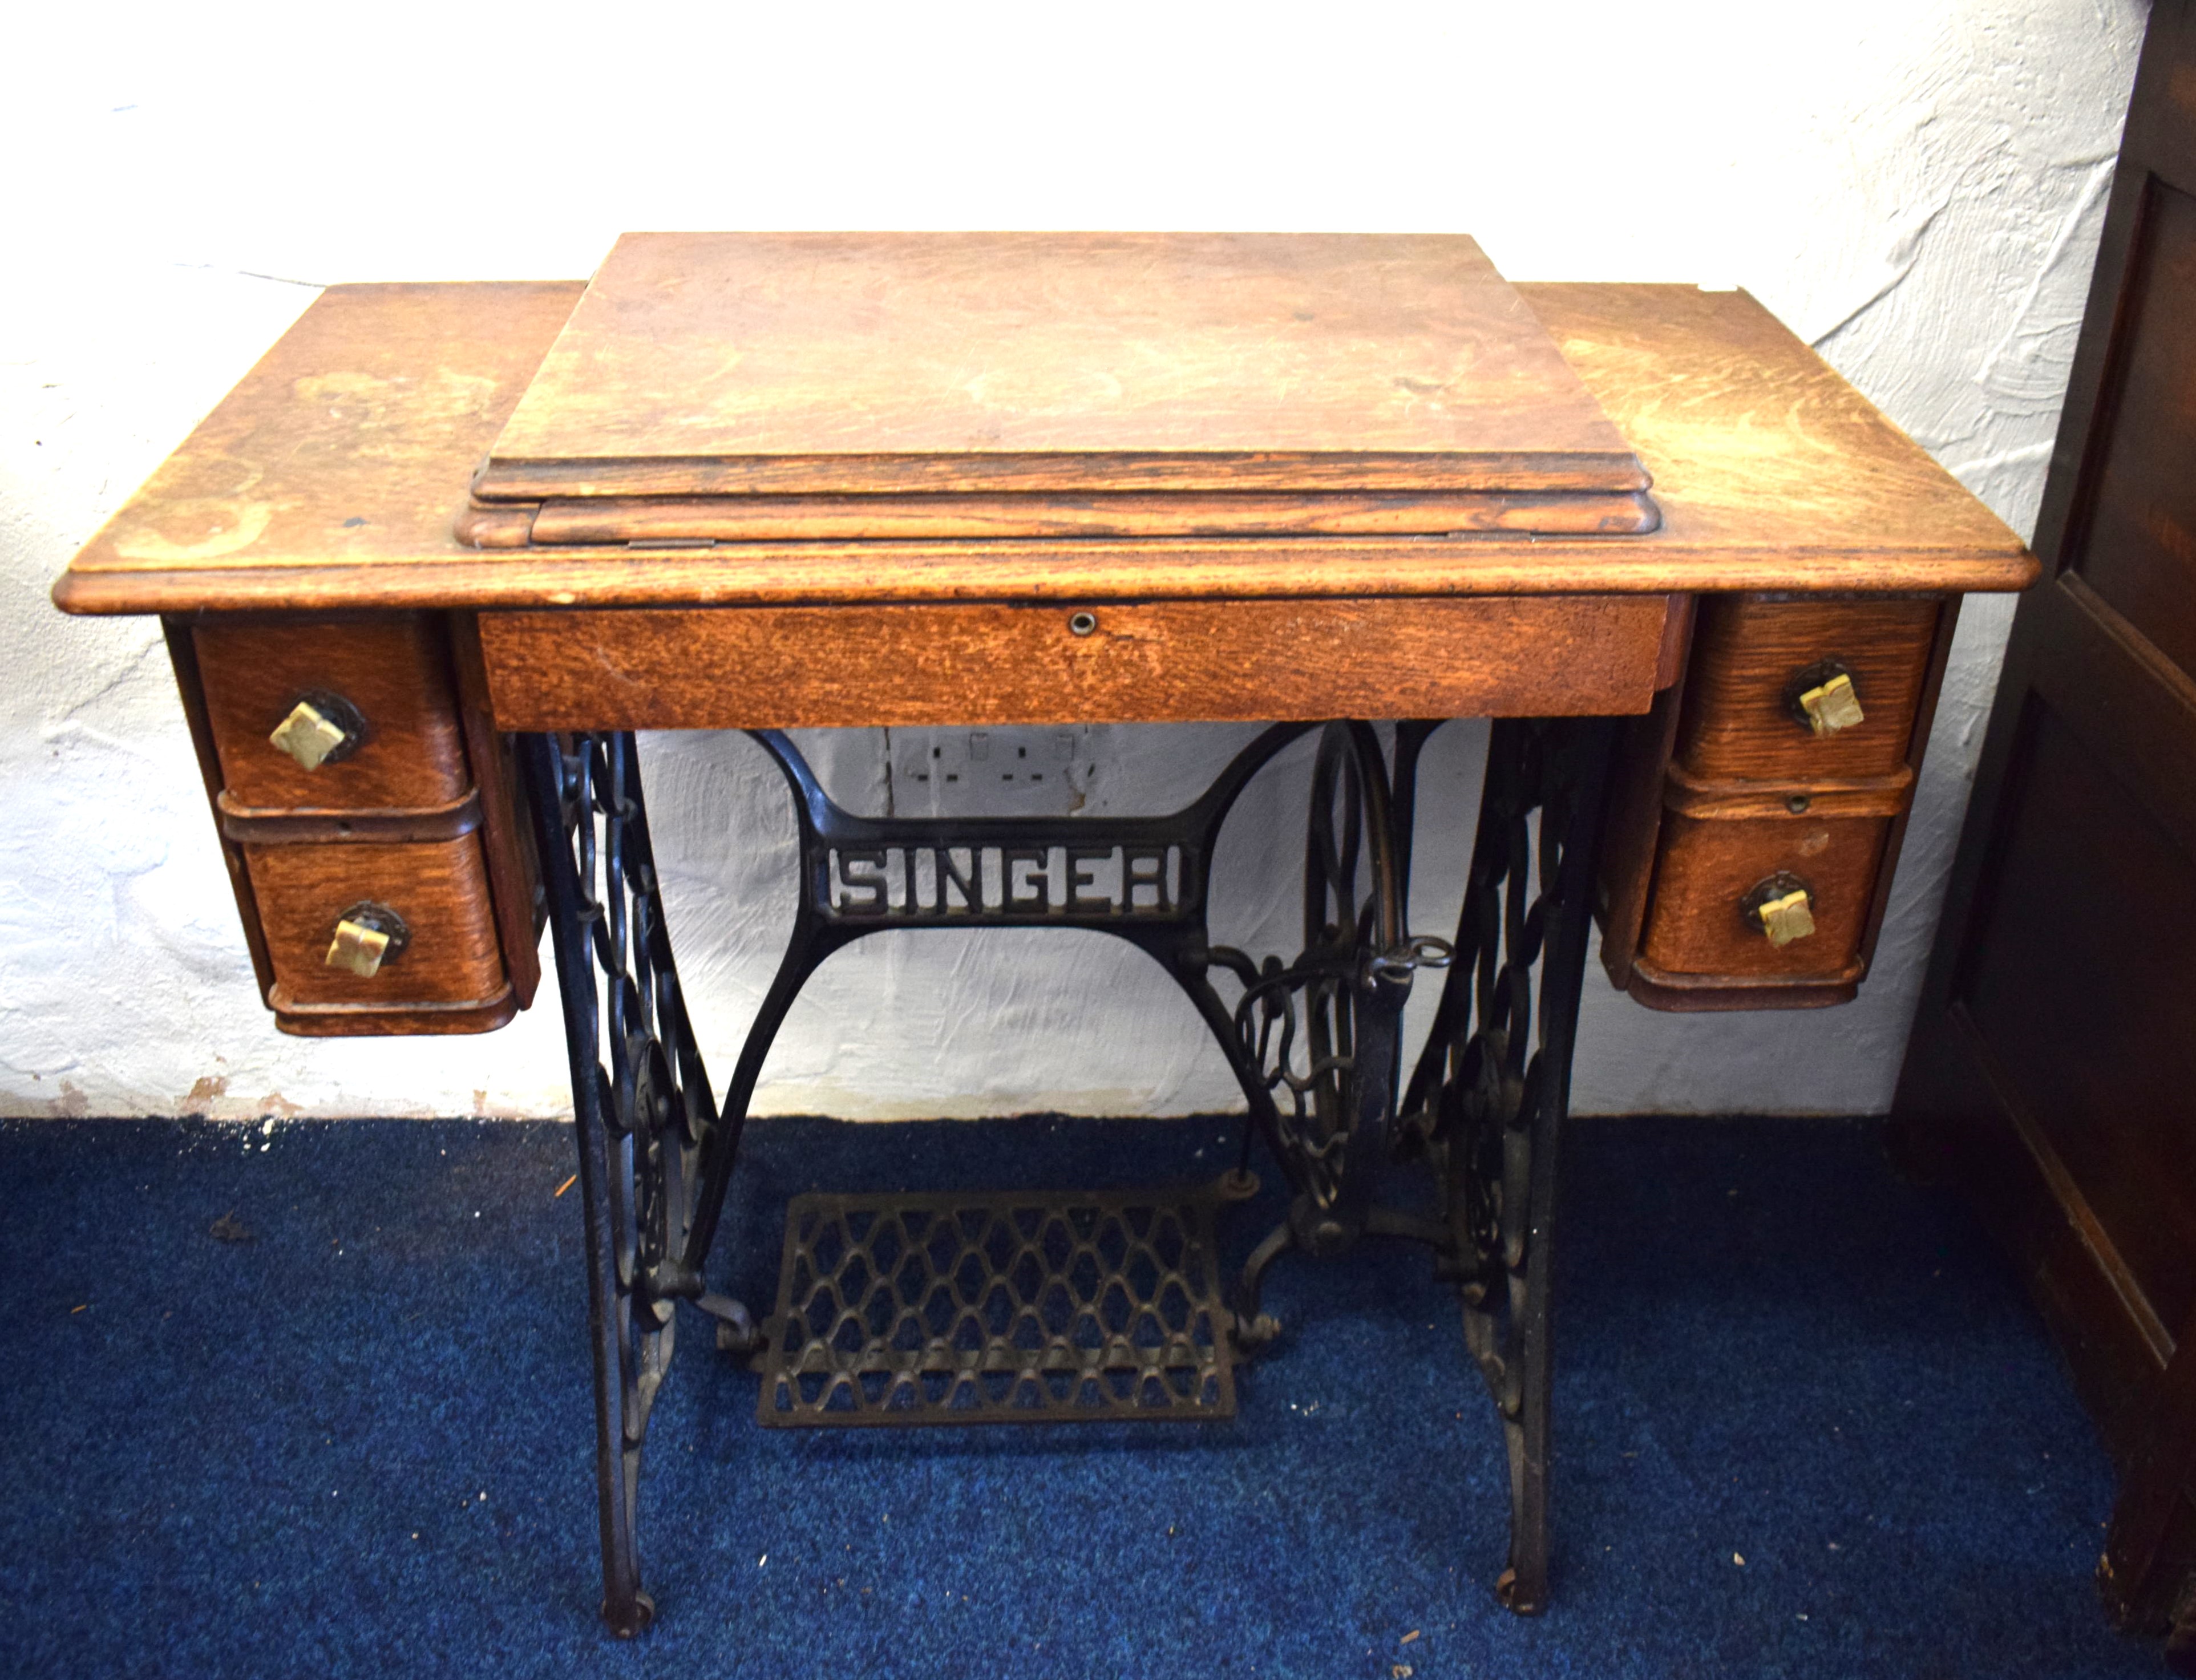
51;235;2034;1634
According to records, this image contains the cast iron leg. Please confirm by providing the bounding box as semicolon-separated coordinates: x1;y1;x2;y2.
522;733;727;1637
1401;718;1614;1614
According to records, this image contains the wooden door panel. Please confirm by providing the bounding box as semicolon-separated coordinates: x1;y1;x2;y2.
1954;701;2196;1340
2074;180;2196;684
2030;574;2196;853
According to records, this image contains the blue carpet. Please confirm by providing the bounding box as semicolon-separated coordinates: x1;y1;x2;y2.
0;1113;2158;1679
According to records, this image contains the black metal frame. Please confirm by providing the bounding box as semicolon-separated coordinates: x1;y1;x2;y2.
1400;717;1616;1613
519;714;1613;1636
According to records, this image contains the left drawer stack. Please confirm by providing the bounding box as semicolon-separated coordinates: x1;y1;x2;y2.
167;614;539;1035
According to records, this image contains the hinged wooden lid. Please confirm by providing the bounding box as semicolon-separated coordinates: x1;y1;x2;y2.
462;232;1660;545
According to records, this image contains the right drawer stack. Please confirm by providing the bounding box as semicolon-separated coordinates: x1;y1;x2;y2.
1622;593;1951;1009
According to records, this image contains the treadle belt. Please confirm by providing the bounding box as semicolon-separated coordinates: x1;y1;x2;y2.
757;1185;1236;1426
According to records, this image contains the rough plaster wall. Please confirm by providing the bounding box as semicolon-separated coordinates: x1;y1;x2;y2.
0;1;2147;1120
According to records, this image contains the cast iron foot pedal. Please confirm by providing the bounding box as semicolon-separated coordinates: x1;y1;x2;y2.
757;1184;1235;1426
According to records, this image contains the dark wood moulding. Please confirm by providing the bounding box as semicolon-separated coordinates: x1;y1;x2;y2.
455;488;1663;547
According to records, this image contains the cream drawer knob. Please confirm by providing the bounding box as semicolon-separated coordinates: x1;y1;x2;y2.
1743;874;1817;948
1758;889;1816;946
1786;662;1866;736
269;693;367;771
325;902;410;978
1799;672;1865;735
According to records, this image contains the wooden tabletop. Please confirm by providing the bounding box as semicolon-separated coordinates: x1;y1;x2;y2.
478;232;1647;500
53;280;2036;616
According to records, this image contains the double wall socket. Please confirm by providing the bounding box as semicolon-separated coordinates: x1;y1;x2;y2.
778;723;1273;823
886;726;1101;818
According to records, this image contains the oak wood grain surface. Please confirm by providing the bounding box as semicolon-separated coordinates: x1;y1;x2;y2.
216;791;479;844
268;991;517;1037
1596;590;1954;1011
512;488;1661;543
478;596;1675;731
448;614;543;1011
244;835;507;1006
1638;811;1890;979
1592;689;1687;999
1673;596;1946;780
162;620;277;1002
54;282;2037;613
1660;763;1913;820
472;233;1646;499
193;614;471;808
1623;960;1865;1010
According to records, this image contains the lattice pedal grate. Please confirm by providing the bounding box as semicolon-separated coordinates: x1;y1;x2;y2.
757;1186;1235;1426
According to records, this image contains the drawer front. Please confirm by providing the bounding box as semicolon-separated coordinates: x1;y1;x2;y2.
1639;812;1890;980
1675;597;1944;782
196;616;471;810
478;596;1677;729
244;836;508;1010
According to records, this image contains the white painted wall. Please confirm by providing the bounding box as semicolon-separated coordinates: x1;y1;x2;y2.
0;0;2146;1120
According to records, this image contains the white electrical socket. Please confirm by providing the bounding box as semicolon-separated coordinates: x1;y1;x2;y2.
885;726;1098;817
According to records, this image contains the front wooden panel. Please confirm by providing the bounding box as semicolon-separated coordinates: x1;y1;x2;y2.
196;615;470;809
245;837;508;1009
1637;812;1887;981
478;596;1675;730
1675;596;1942;781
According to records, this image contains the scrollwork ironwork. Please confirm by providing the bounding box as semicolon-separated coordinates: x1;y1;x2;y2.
1219;722;1456;1355
1227;723;1401;1215
523;731;735;1638
1399;717;1615;1614
520;715;1608;1634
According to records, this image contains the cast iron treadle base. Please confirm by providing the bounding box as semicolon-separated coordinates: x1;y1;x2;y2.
757;1185;1236;1426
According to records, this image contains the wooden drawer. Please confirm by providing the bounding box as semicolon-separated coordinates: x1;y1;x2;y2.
195;615;471;811
243;836;512;1028
477;596;1677;729
1599;592;1957;1010
165;616;540;1036
1637;812;1890;982
1675;596;1944;782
